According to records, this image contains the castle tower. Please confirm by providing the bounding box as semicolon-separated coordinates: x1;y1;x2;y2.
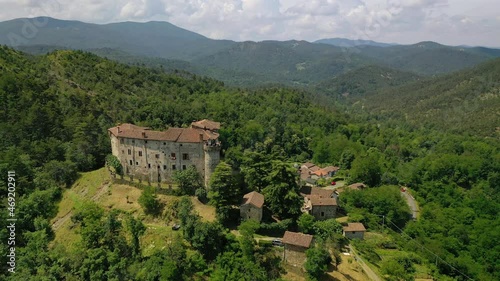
204;139;221;188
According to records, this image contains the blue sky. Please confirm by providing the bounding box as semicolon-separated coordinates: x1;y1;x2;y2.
0;0;499;47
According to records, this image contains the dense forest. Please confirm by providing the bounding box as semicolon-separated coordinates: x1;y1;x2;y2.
0;46;499;280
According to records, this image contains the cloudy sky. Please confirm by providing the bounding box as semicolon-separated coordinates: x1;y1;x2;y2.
1;0;499;47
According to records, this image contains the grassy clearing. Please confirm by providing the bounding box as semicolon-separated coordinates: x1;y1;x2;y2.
51;167;217;255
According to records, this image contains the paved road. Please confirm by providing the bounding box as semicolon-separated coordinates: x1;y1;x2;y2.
350;245;382;281
401;189;419;220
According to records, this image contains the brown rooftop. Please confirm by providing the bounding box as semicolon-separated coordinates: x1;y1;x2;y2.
191;119;220;131
309;195;337;206
108;122;219;143
302;162;316;168
300;186;334;199
343;223;366;232
282;231;314;248
241;191;264;208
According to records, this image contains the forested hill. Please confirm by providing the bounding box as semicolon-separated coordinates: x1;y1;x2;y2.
0;46;499;280
358;58;500;137
2;17;500;87
316;64;422;98
356;42;500;75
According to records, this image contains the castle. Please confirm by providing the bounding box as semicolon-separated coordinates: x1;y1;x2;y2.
108;119;221;187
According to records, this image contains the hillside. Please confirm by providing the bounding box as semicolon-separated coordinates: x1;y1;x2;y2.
0;17;234;60
357;41;500;75
0;47;498;281
358;58;500;137
316;64;422;98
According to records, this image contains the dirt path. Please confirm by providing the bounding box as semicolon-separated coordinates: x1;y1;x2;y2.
351;245;382;281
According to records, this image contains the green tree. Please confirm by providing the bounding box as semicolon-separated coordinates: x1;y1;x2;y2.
262;160;302;219
349;153;382;187
172;165;202;195
208;162;241;222
138;186;161;216
298;213;315;234
305;246;332;281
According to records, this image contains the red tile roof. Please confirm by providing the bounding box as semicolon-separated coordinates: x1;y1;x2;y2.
282;231;314;248
242;191;264;208
309;195;337;206
108;122;219;143
343;223;366;232
191;119;220;131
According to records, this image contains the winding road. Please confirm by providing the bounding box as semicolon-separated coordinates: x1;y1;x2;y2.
401;188;419;220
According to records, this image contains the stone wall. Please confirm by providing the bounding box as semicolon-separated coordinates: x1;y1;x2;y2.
111;136;208;185
240;204;263;222
311;205;337;220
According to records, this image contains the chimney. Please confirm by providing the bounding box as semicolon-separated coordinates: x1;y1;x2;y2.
117;126;121;133
142;131;147;138
200;133;204;143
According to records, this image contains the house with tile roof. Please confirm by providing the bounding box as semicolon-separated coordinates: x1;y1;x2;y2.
300;186;337;220
282;231;314;267
343;223;366;239
240;191;264;222
108;120;221;187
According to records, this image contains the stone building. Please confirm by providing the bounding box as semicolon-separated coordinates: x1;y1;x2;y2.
282;231;314;267
300;186;337;220
343;223;366;239
240;191;264;222
108;119;221;187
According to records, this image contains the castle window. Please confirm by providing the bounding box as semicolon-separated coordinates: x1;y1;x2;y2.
182;153;190;160
122;150;124;154
148;164;151;168
128;149;131;155
172;165;176;170
145;140;148;144
155;154;160;159
182;165;187;170
138;151;143;157
163;165;167;170
136;162;138;165
163;142;166;145
132;140;135;144
170;153;176;159
120;138;124;144
321;212;325;217
129;160;132;165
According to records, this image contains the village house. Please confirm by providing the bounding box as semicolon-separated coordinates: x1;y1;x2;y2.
343;223;366;239
300;186;337;220
108;119;221;187
299;162;339;184
240;191;264;222
282;231;314;267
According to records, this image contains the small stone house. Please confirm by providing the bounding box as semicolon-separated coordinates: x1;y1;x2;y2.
240;191;264;222
343;223;366;239
300;186;337;220
282;231;314;267
306;195;337;220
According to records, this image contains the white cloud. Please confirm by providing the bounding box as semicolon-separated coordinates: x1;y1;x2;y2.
0;0;498;46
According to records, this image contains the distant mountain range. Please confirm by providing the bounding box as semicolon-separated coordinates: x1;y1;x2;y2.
1;17;500;86
314;38;396;47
